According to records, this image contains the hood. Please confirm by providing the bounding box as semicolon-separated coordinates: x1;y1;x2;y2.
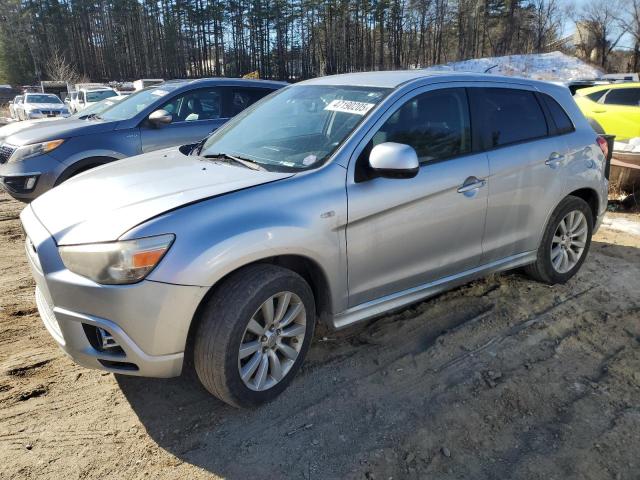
30;147;294;245
5;118;116;146
24;103;67;111
0;118;66;144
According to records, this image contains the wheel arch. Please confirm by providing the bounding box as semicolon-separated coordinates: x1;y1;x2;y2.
567;187;599;222
183;254;333;367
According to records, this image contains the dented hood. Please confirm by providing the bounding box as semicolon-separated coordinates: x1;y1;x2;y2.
30;147;293;245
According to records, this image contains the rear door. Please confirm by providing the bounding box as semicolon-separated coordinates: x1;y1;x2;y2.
469;86;566;263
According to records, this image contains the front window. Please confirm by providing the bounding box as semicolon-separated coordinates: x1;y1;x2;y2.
201;85;389;170
98;85;181;121
86;90;118;103
370;88;471;163
25;94;63;104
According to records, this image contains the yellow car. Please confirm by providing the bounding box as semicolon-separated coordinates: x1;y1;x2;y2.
573;82;640;140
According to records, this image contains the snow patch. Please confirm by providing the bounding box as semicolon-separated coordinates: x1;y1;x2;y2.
602;216;640;237
425;51;603;82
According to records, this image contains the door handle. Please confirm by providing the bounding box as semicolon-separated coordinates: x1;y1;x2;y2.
457;177;486;193
545;152;565;168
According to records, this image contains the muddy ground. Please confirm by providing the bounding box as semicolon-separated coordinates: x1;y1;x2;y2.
0;191;639;480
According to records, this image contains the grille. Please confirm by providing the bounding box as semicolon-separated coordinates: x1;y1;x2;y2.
0;145;15;164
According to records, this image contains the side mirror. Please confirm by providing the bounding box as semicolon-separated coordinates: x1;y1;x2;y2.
369;142;419;179
148;109;172;128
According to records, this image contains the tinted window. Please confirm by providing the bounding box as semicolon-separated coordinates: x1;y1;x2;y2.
585;90;608;102
541;94;574;135
372;88;471;163
222;87;275;117
471;88;547;149
603;88;640;106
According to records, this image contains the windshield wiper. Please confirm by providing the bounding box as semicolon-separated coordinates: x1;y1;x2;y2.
203;153;265;171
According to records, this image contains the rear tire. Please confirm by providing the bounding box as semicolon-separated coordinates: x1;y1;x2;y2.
524;196;593;284
193;264;315;408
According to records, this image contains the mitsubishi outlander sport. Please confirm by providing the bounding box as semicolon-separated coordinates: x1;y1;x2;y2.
21;72;609;407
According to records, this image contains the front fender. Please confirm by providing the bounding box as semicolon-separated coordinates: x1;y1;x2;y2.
125;163;350;314
51;130;140;166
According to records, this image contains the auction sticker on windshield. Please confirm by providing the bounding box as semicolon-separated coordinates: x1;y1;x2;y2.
151;89;169;97
324;99;375;115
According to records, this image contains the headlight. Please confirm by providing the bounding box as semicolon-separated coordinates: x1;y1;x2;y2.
8;139;65;163
59;234;175;285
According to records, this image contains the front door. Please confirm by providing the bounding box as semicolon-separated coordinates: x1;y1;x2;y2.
346;87;489;307
140;87;227;153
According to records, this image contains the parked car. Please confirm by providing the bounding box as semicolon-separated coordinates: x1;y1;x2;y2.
573;82;640;140
0;79;285;200
20;72;608;408
70;87;119;113
65;91;78;111
0;96;126;146
17;93;70;121
9;95;24;119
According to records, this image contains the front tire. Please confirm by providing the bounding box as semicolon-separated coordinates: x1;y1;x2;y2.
193;264;316;408
525;196;593;284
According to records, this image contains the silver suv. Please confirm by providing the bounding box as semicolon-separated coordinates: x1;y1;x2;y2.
21;72;609;407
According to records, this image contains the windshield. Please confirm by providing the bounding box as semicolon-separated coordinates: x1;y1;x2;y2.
86;90;117;102
98;85;180;121
25;94;63;104
71;96;123;119
201;85;389;170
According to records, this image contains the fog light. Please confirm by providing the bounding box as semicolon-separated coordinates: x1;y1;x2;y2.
96;327;119;350
24;176;37;190
83;323;124;353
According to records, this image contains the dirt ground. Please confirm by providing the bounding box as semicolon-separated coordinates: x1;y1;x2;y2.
0;191;639;480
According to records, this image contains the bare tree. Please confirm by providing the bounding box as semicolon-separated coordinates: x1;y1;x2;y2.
45;48;81;84
617;0;640;71
532;0;563;52
577;0;628;67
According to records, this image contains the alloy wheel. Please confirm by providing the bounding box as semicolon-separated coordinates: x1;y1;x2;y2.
550;210;588;274
238;291;306;391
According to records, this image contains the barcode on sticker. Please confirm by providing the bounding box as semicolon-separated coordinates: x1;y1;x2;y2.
325;99;375;115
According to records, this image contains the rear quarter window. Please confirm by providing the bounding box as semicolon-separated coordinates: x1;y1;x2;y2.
540;94;575;135
470;88;548;149
585;90;608;102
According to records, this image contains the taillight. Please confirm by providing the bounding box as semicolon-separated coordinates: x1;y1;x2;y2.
596;136;609;159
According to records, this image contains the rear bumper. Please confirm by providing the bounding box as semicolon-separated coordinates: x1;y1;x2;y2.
21;205;207;377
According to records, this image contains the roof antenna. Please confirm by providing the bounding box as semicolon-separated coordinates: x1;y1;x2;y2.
484;64;498;73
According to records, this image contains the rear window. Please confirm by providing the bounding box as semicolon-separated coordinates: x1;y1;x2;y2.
470;88;548;149
603;88;640;106
222;87;276;117
541;94;574;135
